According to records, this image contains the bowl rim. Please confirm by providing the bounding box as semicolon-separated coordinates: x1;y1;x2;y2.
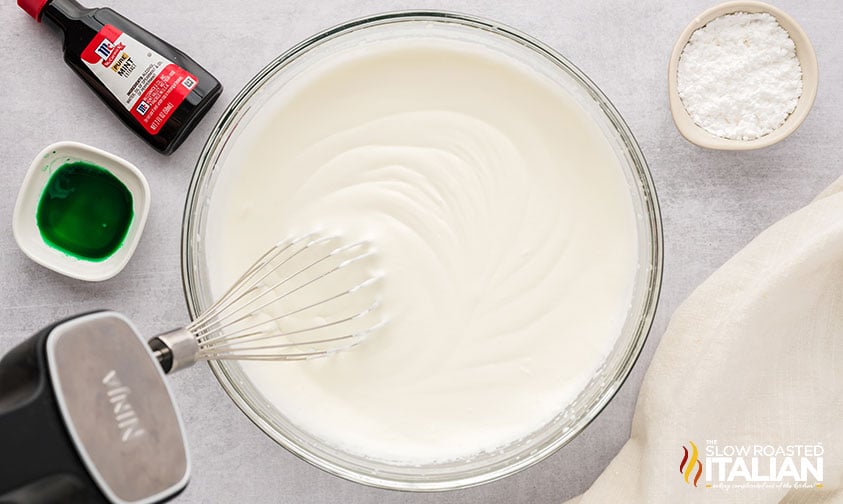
667;0;819;150
181;10;664;491
12;140;150;282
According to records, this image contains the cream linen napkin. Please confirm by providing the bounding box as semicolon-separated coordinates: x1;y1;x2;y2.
568;176;843;504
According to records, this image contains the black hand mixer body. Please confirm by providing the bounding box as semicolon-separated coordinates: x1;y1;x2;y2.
0;311;189;504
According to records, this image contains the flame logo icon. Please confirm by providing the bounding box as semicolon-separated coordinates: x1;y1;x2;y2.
680;441;703;487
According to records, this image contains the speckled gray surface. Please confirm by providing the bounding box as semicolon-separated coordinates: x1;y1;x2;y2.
1;1;840;503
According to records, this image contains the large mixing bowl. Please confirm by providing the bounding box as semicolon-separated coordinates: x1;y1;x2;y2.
182;11;662;491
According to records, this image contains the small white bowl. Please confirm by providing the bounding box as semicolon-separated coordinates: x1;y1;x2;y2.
668;1;818;150
13;141;151;281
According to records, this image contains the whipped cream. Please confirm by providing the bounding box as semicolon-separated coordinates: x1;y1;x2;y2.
204;36;639;463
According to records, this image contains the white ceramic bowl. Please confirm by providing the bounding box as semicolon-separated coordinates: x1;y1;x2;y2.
13;141;150;281
668;1;818;150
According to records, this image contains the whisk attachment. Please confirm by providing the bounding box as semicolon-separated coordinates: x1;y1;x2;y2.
150;234;384;373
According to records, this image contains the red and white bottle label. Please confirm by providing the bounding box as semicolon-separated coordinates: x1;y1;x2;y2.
81;25;198;135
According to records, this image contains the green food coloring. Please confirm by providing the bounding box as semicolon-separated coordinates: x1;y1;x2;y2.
36;161;133;261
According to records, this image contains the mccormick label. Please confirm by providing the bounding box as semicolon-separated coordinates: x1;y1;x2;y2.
81;25;198;135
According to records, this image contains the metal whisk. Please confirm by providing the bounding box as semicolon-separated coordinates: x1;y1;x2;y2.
149;233;384;373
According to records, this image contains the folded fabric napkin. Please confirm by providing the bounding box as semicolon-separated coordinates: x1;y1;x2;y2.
569;176;843;503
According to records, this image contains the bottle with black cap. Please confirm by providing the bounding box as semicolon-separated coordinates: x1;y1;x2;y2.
17;0;223;155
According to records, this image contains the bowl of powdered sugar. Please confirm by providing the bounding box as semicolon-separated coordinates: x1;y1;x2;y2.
668;1;818;150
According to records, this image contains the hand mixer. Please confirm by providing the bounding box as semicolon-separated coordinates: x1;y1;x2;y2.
0;233;383;504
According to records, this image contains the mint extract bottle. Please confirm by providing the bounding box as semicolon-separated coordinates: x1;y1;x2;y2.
18;0;223;154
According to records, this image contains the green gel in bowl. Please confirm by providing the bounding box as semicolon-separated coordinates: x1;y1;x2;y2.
36;161;134;261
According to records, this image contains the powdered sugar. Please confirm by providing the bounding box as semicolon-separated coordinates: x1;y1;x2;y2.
677;12;803;141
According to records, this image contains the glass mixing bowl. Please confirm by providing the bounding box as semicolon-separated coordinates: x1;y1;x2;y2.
182;11;662;491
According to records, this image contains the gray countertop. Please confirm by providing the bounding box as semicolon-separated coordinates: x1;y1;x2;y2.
1;1;841;502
